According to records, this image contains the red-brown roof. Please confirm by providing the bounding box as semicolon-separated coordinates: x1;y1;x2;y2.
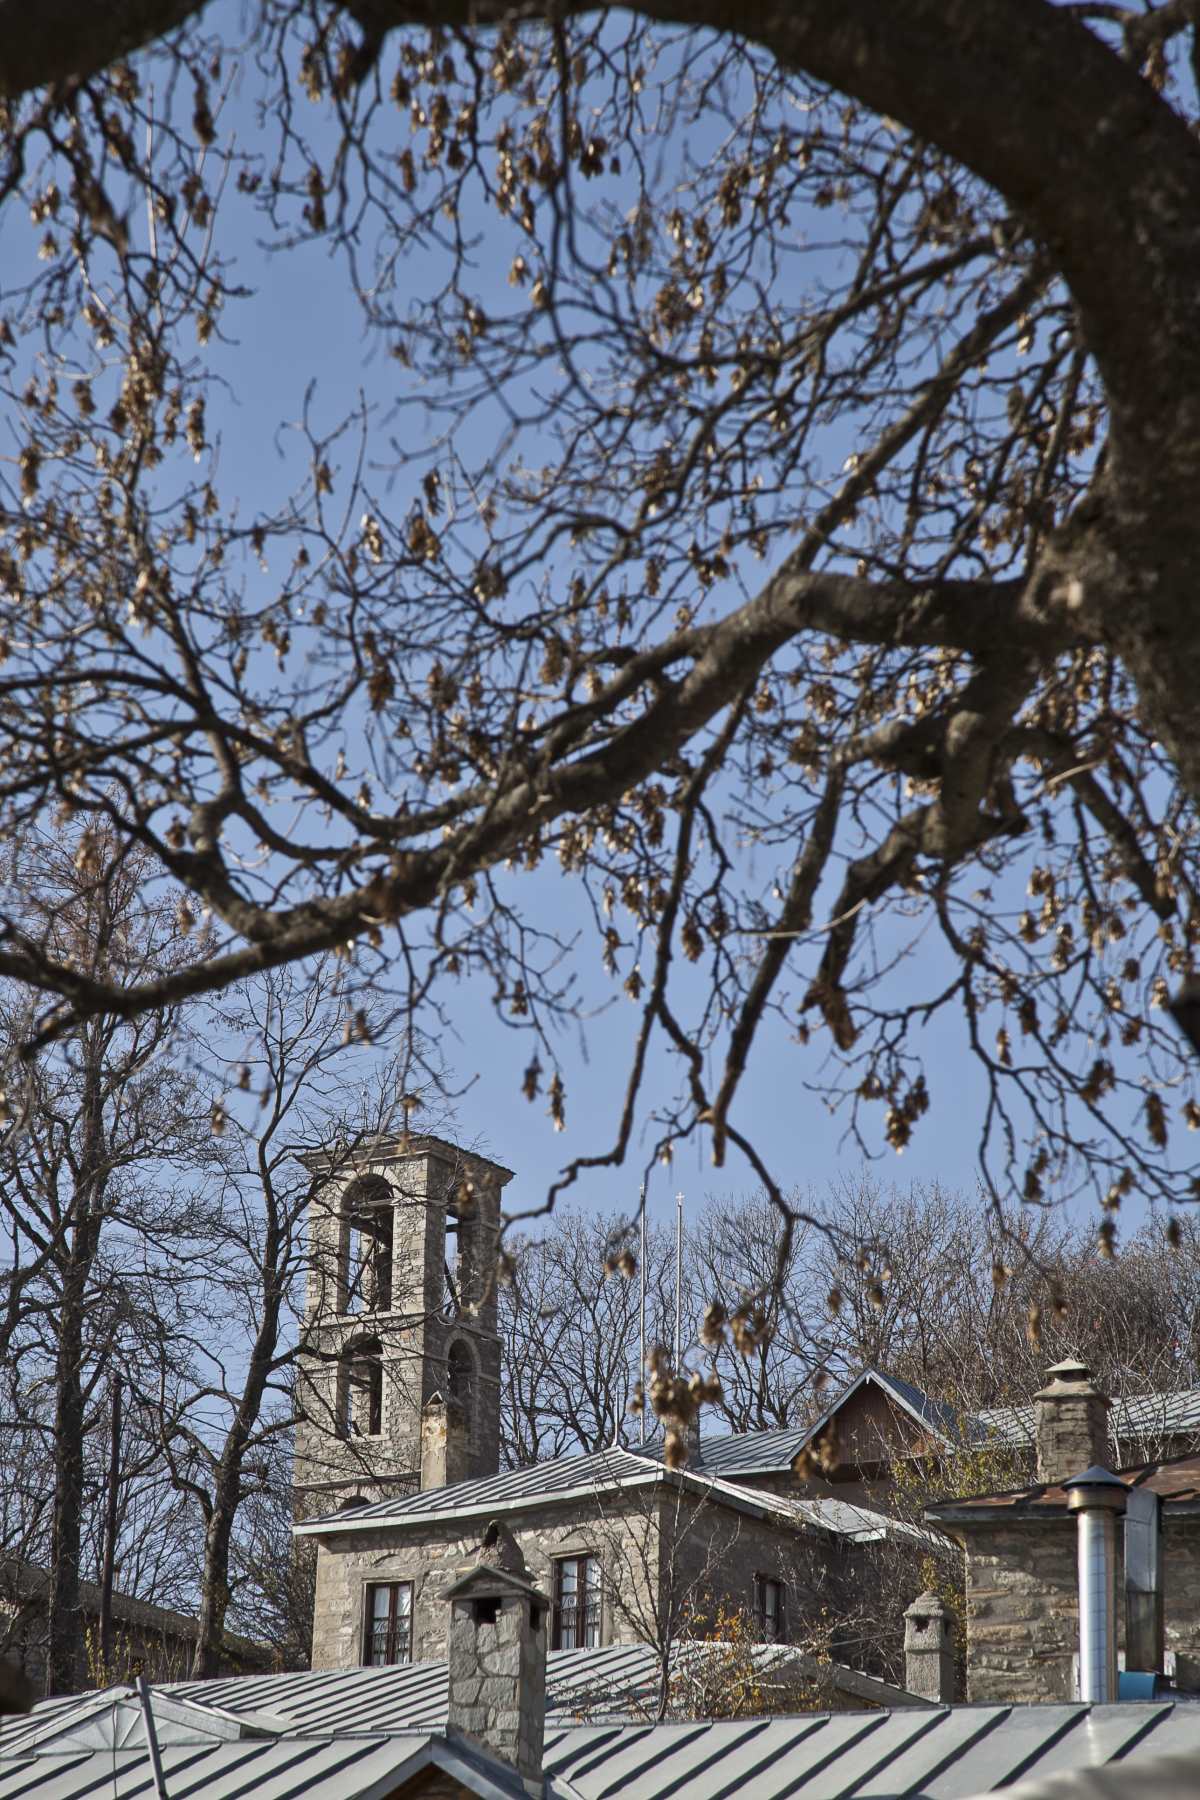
926;1449;1200;1523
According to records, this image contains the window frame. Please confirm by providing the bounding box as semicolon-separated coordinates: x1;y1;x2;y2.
552;1552;602;1650
362;1580;413;1666
753;1573;786;1644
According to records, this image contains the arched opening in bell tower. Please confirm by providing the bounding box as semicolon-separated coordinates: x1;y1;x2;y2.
341;1175;394;1314
446;1338;476;1417
338;1337;384;1438
442;1177;488;1318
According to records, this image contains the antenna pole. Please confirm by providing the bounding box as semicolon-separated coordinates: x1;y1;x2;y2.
674;1191;684;1371
639;1185;647;1447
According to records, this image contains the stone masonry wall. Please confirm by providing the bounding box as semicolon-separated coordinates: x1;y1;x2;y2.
665;1496;840;1638
309;1494;826;1670
312;1500;659;1669
960;1515;1200;1702
960;1518;1080;1703
294;1141;507;1517
446;1589;544;1781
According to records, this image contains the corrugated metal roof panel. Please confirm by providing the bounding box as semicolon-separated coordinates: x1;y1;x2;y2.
3;1697;1200;1798
0;1734;433;1800
295;1452;914;1546
852;1706;1012;1797
565;1719;714;1799
1011;1703;1174;1779
640;1426;814;1476
297;1448;660;1530
919;1705;1084;1798
779;1705;942;1797
163;1642;902;1734
657;1715;830;1798
971;1390;1200;1451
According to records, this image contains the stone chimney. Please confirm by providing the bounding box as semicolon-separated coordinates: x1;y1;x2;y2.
1034;1357;1110;1486
903;1591;957;1703
445;1520;548;1794
421;1392;471;1491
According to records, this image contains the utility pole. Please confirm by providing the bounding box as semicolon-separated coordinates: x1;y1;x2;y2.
674;1191;684;1372
639;1185;647;1446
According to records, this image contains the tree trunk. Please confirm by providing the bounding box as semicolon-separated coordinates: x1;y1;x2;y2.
98;1375;121;1675
46;1034;107;1697
45;1247;86;1696
193;1502;234;1679
192;1235;285;1678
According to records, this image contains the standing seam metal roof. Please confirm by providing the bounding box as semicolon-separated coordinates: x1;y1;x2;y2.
541;1702;1200;1799
2;1672;1199;1798
292;1446;911;1541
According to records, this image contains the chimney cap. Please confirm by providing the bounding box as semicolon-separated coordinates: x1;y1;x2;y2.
904;1589;949;1619
1035;1358;1109;1403
1064;1465;1128;1514
444;1562;547;1604
1045;1356;1092;1379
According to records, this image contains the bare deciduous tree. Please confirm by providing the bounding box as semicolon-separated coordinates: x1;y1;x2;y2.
0;0;1197;1240
0;828;207;1693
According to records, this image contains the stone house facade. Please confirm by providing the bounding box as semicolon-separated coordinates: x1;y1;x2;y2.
302;1465;855;1671
927;1357;1200;1703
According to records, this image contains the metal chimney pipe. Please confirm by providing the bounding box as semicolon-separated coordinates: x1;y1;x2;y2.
1064;1466;1128;1704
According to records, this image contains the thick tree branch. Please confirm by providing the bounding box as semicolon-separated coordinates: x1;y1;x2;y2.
0;0;209;97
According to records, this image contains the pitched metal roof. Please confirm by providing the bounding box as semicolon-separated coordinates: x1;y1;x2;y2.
157;1643;919;1729
0;1731;470;1800
3;1687;1199;1800
293;1445;914;1542
294;1374;1200;1543
637;1372;962;1476
927;1449;1200;1525
974;1389;1200;1450
640;1422;815;1475
541;1701;1200;1798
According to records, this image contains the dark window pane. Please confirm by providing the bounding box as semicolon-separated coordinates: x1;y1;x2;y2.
554;1556;601;1650
363;1583;413;1666
754;1576;785;1643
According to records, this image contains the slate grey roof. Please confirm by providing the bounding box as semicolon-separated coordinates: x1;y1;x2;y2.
0;1733;440;1800
296;1372;1200;1547
636;1372;963;1474
687;1371;1200;1465
640;1422;814;1475
2;1676;1200;1800
541;1701;1200;1798
292;1444;917;1544
974;1389;1200;1451
157;1643;920;1727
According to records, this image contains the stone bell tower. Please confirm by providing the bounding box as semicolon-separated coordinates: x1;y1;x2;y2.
292;1134;512;1518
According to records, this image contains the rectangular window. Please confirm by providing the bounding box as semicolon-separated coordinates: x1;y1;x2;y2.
553;1554;601;1650
754;1575;786;1643
363;1582;413;1666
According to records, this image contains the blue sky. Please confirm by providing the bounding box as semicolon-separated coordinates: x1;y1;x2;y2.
162;30;1003;1230
3;1;1193;1245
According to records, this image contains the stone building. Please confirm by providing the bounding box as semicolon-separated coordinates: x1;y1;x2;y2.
927;1357;1200;1703
292;1135;925;1681
295;1441;895;1671
293;1135;511;1517
290;1134;1200;1713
